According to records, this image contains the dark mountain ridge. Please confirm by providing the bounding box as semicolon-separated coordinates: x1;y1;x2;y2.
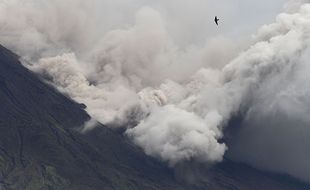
0;44;309;190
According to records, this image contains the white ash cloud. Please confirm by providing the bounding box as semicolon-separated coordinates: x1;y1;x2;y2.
30;7;231;164
126;105;226;166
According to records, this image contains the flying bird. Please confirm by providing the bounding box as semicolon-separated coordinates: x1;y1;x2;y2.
214;16;220;25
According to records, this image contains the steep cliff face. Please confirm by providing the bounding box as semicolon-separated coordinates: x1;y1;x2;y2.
0;45;309;190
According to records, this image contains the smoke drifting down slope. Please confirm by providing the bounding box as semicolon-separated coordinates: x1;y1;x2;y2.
1;0;310;182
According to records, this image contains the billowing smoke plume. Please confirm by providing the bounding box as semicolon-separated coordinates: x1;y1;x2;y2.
2;0;310;183
1;0;238;164
227;1;310;183
31;6;231;164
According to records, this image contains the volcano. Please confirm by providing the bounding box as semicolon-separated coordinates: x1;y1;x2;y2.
0;45;308;190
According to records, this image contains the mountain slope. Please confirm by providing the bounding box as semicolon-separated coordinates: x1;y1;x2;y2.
0;44;309;190
0;45;180;190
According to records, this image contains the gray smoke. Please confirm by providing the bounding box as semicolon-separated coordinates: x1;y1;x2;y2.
31;7;231;164
227;1;310;182
2;0;310;183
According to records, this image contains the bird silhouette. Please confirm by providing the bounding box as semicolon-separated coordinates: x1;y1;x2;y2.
214;16;220;25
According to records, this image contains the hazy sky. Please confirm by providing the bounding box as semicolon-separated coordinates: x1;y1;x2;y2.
94;0;289;45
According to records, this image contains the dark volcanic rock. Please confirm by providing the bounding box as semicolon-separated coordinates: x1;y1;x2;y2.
0;45;178;190
0;44;309;190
